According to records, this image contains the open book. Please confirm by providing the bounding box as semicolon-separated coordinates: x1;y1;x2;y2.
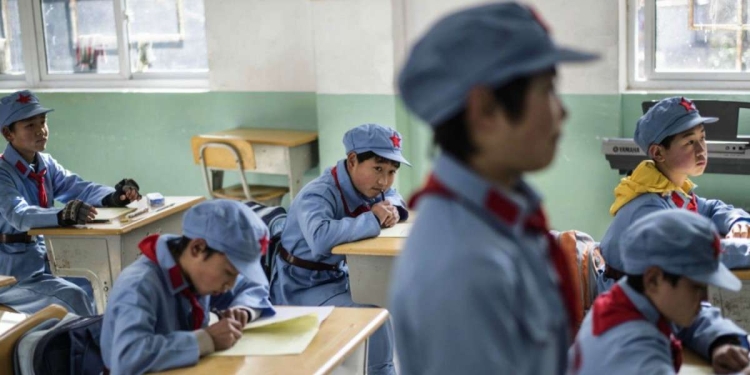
212;306;334;356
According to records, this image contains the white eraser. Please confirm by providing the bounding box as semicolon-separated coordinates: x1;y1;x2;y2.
146;193;165;208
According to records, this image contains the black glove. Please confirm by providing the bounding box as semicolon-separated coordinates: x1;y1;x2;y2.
103;178;141;207
57;199;94;226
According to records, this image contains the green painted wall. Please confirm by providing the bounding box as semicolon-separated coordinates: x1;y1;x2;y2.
33;92;319;208
528;95;621;239
32;91;742;241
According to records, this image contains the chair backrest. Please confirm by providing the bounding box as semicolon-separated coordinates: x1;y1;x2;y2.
0;304;67;375
191;136;258;171
554;230;603;326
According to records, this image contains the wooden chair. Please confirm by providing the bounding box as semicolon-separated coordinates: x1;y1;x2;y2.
0;304;67;375
191;136;288;206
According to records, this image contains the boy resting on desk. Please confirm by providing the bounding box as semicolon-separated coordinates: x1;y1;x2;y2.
101;199;274;375
0;90;141;316
599;97;750;294
570;210;750;375
270;123;409;375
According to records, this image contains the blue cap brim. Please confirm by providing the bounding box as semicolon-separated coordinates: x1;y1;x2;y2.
555;47;600;63
4;105;54;128
226;252;261;281
688;263;741;292
372;149;411;167
655;115;718;145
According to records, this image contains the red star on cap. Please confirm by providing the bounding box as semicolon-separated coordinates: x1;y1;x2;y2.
679;97;696;112
259;235;269;256
389;133;401;148
16;94;31;104
528;6;551;34
713;234;724;259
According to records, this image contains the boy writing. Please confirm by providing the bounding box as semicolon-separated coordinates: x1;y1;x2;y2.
100;199;274;375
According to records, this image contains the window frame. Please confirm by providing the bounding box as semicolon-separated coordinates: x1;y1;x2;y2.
0;0;208;90
627;0;750;91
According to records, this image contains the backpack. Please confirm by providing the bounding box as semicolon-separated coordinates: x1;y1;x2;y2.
244;201;287;281
14;313;106;375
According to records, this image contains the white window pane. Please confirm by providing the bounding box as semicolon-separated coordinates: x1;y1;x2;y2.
126;0;207;73
0;0;25;75
654;0;747;72
635;0;646;81
42;0;120;74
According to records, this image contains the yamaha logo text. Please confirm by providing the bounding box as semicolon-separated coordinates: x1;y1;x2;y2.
612;146;641;154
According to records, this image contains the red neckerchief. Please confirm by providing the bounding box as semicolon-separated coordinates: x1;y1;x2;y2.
331;166;372;218
671;191;698;213
409;173;582;334
138;234;205;330
1;154;48;208
592;284;682;372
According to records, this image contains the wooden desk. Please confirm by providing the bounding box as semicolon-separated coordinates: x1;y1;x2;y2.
332;223;410;309
29;196;204;313
192;128;319;200
680;348;712;374
0;276;16;288
150;307;389;375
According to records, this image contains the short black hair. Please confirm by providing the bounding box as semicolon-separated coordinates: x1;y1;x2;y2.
658;134;677;150
6;123;14;132
355;151;401;168
167;236;220;260
626;271;682;293
433;74;534;162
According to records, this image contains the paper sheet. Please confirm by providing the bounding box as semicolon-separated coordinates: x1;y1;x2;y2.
0;311;27;336
213;314;320;356
677;364;713;375
92;207;136;222
244;305;334;329
211;306;335;356
378;223;412;238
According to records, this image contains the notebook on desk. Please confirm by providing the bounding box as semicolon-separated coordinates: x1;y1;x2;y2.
212;306;334;356
91;207;137;223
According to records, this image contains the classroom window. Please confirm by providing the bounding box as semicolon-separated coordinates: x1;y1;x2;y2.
126;0;208;73
0;0;26;77
631;0;750;89
0;0;208;88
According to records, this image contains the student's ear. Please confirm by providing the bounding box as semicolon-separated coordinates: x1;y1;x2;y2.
648;144;666;162
466;86;500;133
1;127;11;142
642;266;663;293
346;152;358;169
188;238;208;258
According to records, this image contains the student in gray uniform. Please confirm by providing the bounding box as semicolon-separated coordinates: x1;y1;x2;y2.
570;210;749;375
391;3;597;374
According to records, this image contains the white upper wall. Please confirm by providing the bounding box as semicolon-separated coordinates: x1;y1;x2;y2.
205;0;316;92
204;0;618;94
312;1;397;95
401;0;619;94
